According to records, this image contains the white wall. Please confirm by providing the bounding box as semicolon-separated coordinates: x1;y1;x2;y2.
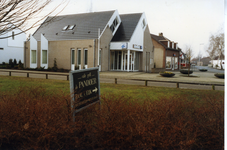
0;28;26;63
41;34;48;69
212;60;225;69
127;13;147;52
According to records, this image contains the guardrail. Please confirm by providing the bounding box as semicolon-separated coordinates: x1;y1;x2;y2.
0;70;69;80
114;78;224;90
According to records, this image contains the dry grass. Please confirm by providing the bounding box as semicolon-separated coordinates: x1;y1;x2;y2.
0;86;224;149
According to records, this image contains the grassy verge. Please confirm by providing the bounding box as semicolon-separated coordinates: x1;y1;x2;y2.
0;76;224;102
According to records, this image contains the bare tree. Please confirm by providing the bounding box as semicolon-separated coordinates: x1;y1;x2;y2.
0;0;68;39
206;33;224;69
184;45;193;76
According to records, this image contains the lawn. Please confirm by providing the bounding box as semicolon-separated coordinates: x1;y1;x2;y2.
0;76;223;102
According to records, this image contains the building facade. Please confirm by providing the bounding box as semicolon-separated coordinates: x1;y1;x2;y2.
0;26;26;64
151;33;180;71
25;10;154;72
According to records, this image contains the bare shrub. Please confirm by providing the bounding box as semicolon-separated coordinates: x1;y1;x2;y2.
0;86;224;149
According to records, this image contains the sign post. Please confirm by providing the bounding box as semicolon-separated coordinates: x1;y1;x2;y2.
69;67;100;122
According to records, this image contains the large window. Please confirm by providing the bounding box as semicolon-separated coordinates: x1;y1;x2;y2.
175;58;178;69
166;57;171;69
77;49;81;65
84;49;88;65
31;50;36;63
42;50;47;64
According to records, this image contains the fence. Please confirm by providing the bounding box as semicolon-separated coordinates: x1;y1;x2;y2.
0;70;69;80
0;70;224;91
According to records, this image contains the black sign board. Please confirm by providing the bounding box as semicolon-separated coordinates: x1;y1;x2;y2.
70;67;100;119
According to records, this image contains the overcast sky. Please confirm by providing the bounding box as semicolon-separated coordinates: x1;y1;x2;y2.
32;0;225;58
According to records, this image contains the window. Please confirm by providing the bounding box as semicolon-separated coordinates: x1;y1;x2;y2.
63;25;76;31
12;31;14;40
166;57;171;69
42;50;47;64
31;50;36;63
110;17;119;32
68;25;76;30
84;49;88;65
62;25;69;31
77;49;81;65
71;49;75;64
142;19;146;28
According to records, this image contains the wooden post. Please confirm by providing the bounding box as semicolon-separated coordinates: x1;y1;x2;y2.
46;74;48;79
67;75;69;81
176;82;179;88
212;85;215;90
115;78;117;84
9;71;11;76
145;80;148;86
27;73;29;78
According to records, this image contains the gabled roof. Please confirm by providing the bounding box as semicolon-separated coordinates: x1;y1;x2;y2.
32;10;115;41
111;13;142;42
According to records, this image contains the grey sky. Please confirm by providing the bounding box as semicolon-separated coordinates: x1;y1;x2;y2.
32;0;225;58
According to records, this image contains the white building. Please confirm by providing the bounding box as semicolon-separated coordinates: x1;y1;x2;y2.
0;26;26;64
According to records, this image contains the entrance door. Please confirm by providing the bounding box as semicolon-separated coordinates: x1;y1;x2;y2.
71;49;75;70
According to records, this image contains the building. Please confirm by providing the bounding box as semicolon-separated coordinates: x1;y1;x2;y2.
212;55;225;69
25;10;154;72
150;33;180;71
0;25;26;64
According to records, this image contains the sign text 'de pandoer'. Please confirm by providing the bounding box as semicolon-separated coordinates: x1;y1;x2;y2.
69;67;100;114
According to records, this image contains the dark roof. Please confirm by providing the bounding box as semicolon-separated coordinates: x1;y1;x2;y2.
32;10;115;41
150;33;180;51
111;13;142;42
150;33;166;41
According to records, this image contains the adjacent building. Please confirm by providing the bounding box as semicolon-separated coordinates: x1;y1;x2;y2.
0;25;26;64
151;33;181;71
25;10;154;72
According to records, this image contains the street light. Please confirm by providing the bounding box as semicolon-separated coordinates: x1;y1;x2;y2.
199;43;204;67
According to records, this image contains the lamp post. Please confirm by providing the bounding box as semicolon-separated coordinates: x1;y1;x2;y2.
199;43;204;68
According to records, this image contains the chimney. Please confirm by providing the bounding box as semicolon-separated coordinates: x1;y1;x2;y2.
159;32;163;36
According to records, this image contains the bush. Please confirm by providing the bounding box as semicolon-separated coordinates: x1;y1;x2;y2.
180;69;193;74
52;58;58;72
214;73;224;79
0;86;224;149
199;69;207;72
13;59;17;65
9;59;13;68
